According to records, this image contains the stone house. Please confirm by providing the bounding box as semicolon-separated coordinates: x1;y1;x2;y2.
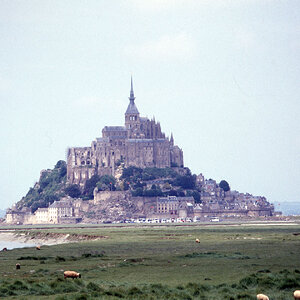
156;195;194;218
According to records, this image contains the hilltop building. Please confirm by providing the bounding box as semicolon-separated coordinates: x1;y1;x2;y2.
4;79;278;225
67;78;183;188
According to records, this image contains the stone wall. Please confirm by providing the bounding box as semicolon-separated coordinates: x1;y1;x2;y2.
93;190;130;204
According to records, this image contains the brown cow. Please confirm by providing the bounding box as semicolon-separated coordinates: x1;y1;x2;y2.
64;271;81;279
195;239;200;243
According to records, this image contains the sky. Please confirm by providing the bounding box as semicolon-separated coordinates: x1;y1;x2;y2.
0;0;299;210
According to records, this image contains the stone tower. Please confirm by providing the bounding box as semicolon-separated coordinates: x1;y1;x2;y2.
125;77;141;138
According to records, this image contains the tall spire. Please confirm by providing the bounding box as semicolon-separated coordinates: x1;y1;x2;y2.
170;133;174;146
125;76;139;115
129;75;135;102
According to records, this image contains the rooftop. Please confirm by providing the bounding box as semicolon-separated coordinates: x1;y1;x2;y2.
103;126;127;131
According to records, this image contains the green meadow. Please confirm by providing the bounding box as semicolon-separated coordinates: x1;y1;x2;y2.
0;224;300;299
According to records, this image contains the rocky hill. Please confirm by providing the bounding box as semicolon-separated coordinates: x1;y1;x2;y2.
16;160;68;212
13;159;275;222
15;159;201;213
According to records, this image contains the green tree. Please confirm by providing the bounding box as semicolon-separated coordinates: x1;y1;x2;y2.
83;175;101;198
54;160;67;178
96;175;116;191
132;187;144;197
121;166;143;180
65;184;81;198
219;180;230;192
168;190;178;196
186;190;201;203
173;174;196;189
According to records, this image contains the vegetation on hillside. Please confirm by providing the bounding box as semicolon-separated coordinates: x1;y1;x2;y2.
120;166;200;201
17;160;232;212
16;160;67;213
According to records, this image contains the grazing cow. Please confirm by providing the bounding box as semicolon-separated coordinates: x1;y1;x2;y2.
16;263;20;270
257;294;269;300
294;290;300;300
36;245;41;250
195;239;200;243
2;247;7;251
64;271;81;279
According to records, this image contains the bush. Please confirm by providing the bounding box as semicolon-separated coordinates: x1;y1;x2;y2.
173;175;196;189
219;180;230;192
96;175;116;191
87;282;103;292
65;184;81;198
83;175;101;198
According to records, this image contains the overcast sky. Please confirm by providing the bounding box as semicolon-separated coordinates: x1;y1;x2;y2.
0;0;299;210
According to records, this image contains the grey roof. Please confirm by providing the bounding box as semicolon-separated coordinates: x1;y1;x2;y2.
49;201;72;208
36;208;48;212
96;137;109;142
157;196;194;202
103;126;127;131
125;101;139;114
127;139;153;142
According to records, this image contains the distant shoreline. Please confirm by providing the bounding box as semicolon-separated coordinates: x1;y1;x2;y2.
0;231;72;246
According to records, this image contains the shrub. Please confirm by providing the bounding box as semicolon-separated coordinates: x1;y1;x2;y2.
83;175;101;198
87;282;103;292
65;184;81;198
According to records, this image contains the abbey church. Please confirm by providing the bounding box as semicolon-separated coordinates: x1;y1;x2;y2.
67;78;184;187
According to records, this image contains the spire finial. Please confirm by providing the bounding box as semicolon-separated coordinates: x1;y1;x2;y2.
129;75;135;102
170;133;174;145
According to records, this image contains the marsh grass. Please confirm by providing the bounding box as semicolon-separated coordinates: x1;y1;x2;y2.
0;270;299;298
1;224;300;299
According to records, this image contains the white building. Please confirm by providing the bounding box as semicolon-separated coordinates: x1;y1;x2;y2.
48;200;73;224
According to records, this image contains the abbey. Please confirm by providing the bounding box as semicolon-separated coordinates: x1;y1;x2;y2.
67;78;184;187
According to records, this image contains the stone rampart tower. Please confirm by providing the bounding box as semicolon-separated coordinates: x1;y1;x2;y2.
67;78;184;187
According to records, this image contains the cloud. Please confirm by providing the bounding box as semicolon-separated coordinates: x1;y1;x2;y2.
125;33;197;61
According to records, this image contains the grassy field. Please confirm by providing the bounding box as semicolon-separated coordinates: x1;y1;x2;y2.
0;224;300;299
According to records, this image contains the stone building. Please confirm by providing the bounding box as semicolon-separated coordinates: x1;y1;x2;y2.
35;208;48;223
156;195;194;218
67;78;184;188
48;199;74;224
